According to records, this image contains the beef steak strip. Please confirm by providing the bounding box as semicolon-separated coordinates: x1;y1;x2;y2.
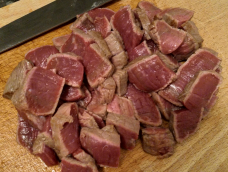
70;13;95;32
87;8;115;21
94;16;112;38
111;51;128;69
52;34;71;50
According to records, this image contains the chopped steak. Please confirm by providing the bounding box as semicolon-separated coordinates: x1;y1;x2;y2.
17;114;39;152
52;34;70;50
149;20;186;54
159;48;221;106
125;54;176;92
70;13;95;32
112;70;128;96
203;93;217;118
127;40;152;62
179;70;221;111
137;1;161;22
107;94;137;119
170;108;203;143
111;51;128;69
105;32;124;56
61;157;98;172
86;110;105;129
142;127;175;158
61;85;85;102
126;84;162;126
78;110;99;129
51;103;80;159
77;85;92;108
12;67;65;116
94;16;112;38
111;5;143;50
80;125;120;167
3;59;33;99
87;8;115;21
162;8;194;28
87;31;112;59
151;92;181;120
25;45;59;68
46;53;84;87
106;113;140;150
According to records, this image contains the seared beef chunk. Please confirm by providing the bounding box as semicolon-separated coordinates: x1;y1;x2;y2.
77;85;92;108
78;110;99;129
161;8;194;28
105;32;125;56
127;41;152;62
203;93;217;118
126;54;176;92
159;48;221;106
111;5;143;50
61;85;85;102
142;127;175;158
112;70;128;96
12;67;65;116
94;16;112;38
17;114;39;152
126;84;162;126
3;59;33;99
149;20;186;54
137;1;161;22
179;71;221;111
87;31;112;59
87;8;115;21
107;94;137;119
52;34;70;50
151;92;181;120
70;13;95;32
106;113;140;150
25;45;59;68
170;108;202;143
46;53;84;87
73;148;95;164
111;51;128;69
33;135;59;166
61;157;98;172
80;125;120;167
51;103;80;159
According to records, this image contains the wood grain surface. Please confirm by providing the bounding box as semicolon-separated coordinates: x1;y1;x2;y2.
0;0;228;172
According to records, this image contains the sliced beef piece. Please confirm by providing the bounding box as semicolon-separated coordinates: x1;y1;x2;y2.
127;40;152;62
151;92;181;120
52;34;71;50
162;8;194;28
112;70;128;96
73;148;95;164
106;113;140;150
107;94;137;119
87;31;112;59
77;85;92;108
156;51;179;72
61;85;85;102
87;8;115;21
111;51;128;69
25;45;59;68
32;134;59;166
126;84;162;126
125;54;176;92
61;157;98;172
17;110;46;130
179;70;221;111
104;32;124;56
70;13;95;32
146;39;159;53
46;53;84;87
142;127;175;158
17;114;39;152
51;103;80;159
137;1;161;22
149;20;186;54
111;5;143;50
133;8;152;40
158;48;221;106
78;110;99;129
80;125;120;167
203;93;217;118
94;16;111;38
86;110;105;129
12;67;65;116
3;59;33;99
170;108;203;143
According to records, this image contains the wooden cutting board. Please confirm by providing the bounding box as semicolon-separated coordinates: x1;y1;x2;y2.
0;0;228;171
